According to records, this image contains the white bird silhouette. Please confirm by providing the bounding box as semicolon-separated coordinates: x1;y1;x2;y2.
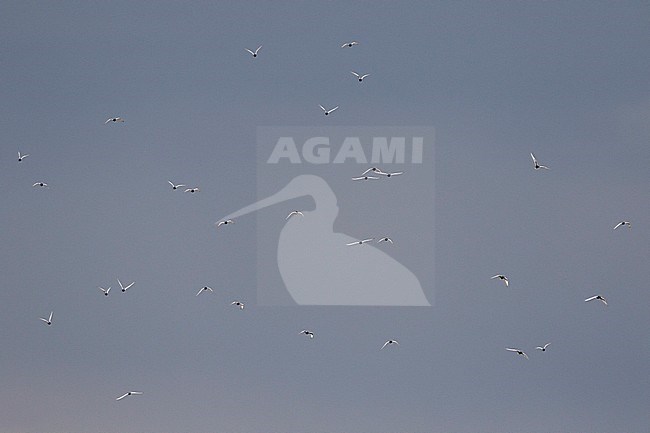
381;340;399;350
168;181;185;190
318;104;339;116
361;167;385;175
184;187;200;193
613;221;631;230
506;348;529;359
118;279;134;292
196;286;213;296
585;295;607;306
346;238;374;246
491;275;509;287
530;152;549;170
245;45;262;58
32;182;48;188
99;286;111;296
300;330;314;338
352;175;380;181
18;152;29;162
216;219;235;228
230;301;245;310
377;237;393;244
105;117;124;124
341;41;359;48
377;171;403;178
351;71;370;82
536;343;551;352
286;210;304;220
39;311;53;326
116;391;142;401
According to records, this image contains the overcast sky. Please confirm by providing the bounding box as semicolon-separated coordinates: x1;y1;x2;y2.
1;1;649;432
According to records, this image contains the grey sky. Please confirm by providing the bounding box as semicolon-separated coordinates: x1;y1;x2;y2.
1;1;649;432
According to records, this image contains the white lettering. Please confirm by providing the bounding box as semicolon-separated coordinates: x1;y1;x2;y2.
371;137;405;164
267;137;301;164
333;137;367;164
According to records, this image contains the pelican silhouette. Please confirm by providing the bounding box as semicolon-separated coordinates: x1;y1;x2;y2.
219;175;430;306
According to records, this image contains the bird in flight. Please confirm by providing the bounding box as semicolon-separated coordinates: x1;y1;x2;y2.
216;219;235;228
116;391;143;401
105;117;124;124
286;210;304;220
118;279;134;292
377;237;393;244
506;348;529;359
491;275;509;287
231;301;245;310
196;286;214;296
585;295;607;306
536;343;551;352
168;181;185;190
18;152;29;162
300;330;315;339
39;312;53;326
184;187;200;193
613;221;631;230
352;175;380;181
351;71;370;82
361;167;385;175
378;171;403;178
346;238;374;246
99;286;111;296
245;45;262;58
341;41;359;48
381;340;399;350
319;104;339;116
32;182;48;188
530;152;549;170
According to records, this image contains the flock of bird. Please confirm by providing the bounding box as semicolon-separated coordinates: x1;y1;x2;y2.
490;155;629;359
19;38;634;410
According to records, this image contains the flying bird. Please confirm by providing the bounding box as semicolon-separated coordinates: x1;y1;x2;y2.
351;71;370;82
168;181;185;190
39;312;53;326
613;221;631;230
286;210;304;220
105;117;124;124
341;41;359;48
230;301;245;310
352;175;380;181
216;219;235;227
118;279;134;292
196;286;214;296
318;104;339;116
116;391;143;401
300;330;315;338
506;348;529;359
530;152;549;170
536;343;551;352
585;295;607;306
18;152;29;162
377;237;393;244
361;167;385;175
377;171;403;178
245;45;262;58
381;340;399;350
346;238;374;246
99;286;111;296
491;275;509;287
184;187;200;193
32;182;48;188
